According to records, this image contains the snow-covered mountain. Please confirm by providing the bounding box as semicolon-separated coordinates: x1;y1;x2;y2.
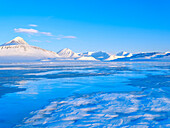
79;52;95;57
104;51;133;61
130;52;159;59
57;48;79;58
76;52;97;61
149;52;170;59
116;51;132;57
2;37;29;46
105;55;117;61
112;51;170;61
0;37;59;62
76;50;170;61
0;37;169;62
76;56;97;61
91;51;111;61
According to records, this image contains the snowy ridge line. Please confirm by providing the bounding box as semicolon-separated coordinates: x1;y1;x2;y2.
0;37;170;62
0;45;56;54
57;48;79;58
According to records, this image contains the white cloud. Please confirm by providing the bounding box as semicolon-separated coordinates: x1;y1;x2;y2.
62;36;77;39
14;28;38;34
40;32;53;36
56;35;77;40
30;40;51;43
14;28;53;36
29;24;38;27
14;28;76;39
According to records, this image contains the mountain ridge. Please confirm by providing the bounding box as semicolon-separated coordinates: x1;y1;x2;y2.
0;37;169;62
57;48;79;58
2;37;29;46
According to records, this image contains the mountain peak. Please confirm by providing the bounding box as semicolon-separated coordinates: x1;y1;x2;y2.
13;36;24;41
2;37;29;46
61;48;71;51
57;48;79;58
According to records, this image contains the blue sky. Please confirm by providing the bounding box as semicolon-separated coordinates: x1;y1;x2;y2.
0;0;170;54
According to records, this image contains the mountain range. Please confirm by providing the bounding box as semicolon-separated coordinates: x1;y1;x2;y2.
0;37;169;63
